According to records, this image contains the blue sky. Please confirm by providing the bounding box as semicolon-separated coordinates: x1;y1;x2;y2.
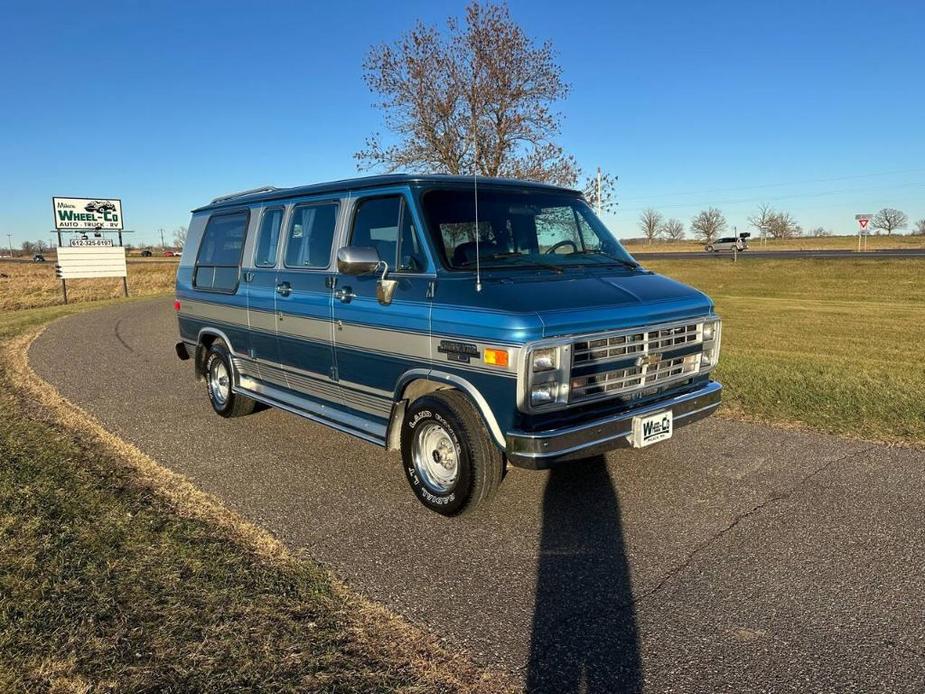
1;0;923;248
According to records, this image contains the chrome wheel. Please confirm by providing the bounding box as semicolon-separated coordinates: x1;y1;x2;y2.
412;421;460;494
208;357;230;407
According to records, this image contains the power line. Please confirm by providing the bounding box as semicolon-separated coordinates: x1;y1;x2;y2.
617;180;925;214
617;167;925;203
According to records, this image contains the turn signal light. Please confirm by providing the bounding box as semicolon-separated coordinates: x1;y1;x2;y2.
174;300;181;312
483;348;509;367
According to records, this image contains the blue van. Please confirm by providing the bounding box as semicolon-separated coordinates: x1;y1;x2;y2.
175;175;721;515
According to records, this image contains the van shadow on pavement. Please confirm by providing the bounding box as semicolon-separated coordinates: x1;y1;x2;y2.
527;457;642;693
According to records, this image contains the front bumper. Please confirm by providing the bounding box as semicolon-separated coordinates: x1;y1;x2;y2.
505;380;722;469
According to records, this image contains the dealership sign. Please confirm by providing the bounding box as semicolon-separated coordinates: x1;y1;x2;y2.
52;197;123;230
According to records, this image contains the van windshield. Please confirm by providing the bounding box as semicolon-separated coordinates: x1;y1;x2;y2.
420;188;638;272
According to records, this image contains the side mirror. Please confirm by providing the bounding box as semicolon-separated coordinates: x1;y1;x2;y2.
337;246;380;275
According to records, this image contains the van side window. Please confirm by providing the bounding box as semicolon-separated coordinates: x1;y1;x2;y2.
254;207;284;267
194;210;249;292
350;196;426;273
284;203;338;268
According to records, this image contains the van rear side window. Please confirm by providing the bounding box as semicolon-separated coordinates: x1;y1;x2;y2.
194;211;249;292
284;203;338;268
254;207;284;267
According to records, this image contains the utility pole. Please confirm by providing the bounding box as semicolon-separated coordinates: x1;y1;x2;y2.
596;167;602;215
159;228;166;249
6;233;13;258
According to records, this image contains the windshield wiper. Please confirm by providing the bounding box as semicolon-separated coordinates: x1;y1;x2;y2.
458;252;563;274
571;249;641;271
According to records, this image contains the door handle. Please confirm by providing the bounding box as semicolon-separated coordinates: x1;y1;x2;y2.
243;271;255;282
276;281;291;297
334;287;356;303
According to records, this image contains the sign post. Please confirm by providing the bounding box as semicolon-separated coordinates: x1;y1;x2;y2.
52;197;129;304
855;214;873;253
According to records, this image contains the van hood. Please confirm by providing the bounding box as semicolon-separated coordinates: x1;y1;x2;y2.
435;271;714;341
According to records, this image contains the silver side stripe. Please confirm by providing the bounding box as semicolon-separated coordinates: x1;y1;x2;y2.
181;298;521;379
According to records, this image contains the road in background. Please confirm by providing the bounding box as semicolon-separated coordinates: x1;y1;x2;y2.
30;300;925;692
632;248;925;260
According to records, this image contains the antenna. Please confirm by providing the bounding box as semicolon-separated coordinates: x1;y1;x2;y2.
473;142;481;293
471;45;482;294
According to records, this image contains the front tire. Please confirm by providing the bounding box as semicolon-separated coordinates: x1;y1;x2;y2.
401;390;504;516
204;342;255;418
705;245;714;252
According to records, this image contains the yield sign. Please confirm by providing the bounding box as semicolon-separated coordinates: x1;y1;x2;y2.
858;218;869;230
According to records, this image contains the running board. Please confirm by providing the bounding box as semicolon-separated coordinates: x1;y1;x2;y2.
235;380;387;447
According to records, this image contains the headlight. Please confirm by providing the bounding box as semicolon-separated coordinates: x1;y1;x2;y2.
701;319;721;368
531;382;558;405
532;347;557;372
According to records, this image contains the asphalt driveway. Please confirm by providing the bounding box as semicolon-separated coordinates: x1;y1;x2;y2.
29;298;925;692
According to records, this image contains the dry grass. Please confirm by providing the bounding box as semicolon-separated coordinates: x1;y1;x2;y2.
0;260;176;311
624;233;925;253
646;257;925;445
0;303;513;693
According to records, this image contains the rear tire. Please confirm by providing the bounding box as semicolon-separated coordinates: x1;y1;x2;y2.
705;244;714;252
400;390;504;516
204;342;255;418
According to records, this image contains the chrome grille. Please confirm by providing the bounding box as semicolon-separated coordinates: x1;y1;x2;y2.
569;321;703;404
572;323;699;367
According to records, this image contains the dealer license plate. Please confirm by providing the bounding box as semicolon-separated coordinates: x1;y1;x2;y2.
630;410;673;448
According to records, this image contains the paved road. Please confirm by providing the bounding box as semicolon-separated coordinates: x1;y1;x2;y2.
31;299;925;692
632;248;925;260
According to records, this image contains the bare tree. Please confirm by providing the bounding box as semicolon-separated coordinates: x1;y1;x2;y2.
767;211;802;239
690;208;727;244
639;209;663;245
748;203;800;239
809;226;831;237
357;1;610;188
872;208;908;235
914;218;925;236
660;218;685;241
747;203;774;241
174;226;188;249
21;240;35;255
34;239;49;252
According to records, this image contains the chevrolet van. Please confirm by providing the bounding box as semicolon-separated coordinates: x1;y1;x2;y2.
175;175;722;515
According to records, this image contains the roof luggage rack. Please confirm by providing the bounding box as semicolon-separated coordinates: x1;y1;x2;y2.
210;185;279;204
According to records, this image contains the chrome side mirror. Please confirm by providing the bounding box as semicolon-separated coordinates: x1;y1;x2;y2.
336;246;380;275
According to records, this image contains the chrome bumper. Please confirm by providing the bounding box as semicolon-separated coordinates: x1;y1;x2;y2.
505;381;722;469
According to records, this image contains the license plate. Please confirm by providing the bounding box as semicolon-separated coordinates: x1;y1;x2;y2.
631;410;673;448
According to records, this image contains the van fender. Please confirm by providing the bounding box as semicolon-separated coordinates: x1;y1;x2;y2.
391;368;506;450
195;327;238;380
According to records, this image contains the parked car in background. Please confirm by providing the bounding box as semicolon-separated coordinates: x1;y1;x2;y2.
32;253;46;263
163;250;178;257
705;235;748;253
140;249;153;257
175;175;722;516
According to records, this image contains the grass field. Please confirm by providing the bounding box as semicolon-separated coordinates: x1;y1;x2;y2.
0;301;508;692
623;233;925;253
646;257;925;444
0;260;177;311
